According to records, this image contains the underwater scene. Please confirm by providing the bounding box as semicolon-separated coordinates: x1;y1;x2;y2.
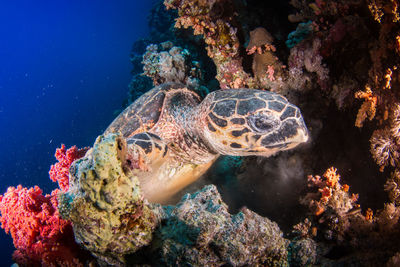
1;0;400;266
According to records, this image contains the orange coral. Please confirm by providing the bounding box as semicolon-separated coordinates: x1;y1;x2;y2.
246;44;276;55
342;184;350;192
319;187;332;203
292;218;313;237
385;67;393;89
368;0;400;23
302;167;359;217
396;35;400;54
323;166;340;187
355;86;377;127
365;208;374;221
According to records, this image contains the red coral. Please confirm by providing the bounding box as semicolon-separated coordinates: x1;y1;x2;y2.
0;145;92;266
49;144;88;192
0;186;91;266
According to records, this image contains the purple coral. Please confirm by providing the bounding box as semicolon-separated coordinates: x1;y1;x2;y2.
288;38;329;91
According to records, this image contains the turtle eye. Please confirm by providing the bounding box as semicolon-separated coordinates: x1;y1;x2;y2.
248;113;279;133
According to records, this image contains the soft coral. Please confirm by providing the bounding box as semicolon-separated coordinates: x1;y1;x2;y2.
49;144;88;192
0;145;92;266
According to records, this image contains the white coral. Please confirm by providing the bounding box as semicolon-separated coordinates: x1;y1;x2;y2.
141;42;201;86
370;128;399;168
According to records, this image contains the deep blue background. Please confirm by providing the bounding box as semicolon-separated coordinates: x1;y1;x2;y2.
0;0;154;263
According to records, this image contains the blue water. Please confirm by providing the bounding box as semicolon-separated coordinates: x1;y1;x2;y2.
0;0;154;263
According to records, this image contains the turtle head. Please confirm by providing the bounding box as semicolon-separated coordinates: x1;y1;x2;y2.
198;89;309;157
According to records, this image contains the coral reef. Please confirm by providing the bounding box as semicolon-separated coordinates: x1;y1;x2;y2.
0;146;92;266
126;38;211;105
156;0;400;264
58;133;301;266
160;0;327;98
164;0;254;89
126;1;218;105
4;0;400;265
296;167;400;265
287;0;400;173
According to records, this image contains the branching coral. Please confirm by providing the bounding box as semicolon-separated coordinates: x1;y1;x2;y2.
288;0;369;106
299;167;378;249
49;144;88;192
354;0;400;128
297;166;400;264
355;86;378;127
350;1;400;130
288;0;388;114
301;167;358;218
368;0;400;25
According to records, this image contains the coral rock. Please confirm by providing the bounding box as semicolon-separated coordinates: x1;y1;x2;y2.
59;133;159;266
149;185;289;266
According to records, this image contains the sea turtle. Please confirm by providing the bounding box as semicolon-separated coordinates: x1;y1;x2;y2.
105;82;308;203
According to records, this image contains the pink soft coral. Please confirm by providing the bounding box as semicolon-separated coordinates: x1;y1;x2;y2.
0;186;90;266
49;144;88;192
0;145;91;266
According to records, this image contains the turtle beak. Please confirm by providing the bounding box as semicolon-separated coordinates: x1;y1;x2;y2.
295;119;309;144
294;125;309;144
262;117;309;150
282;118;309;149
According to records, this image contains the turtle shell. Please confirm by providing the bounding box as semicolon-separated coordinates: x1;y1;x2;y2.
105;83;185;138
